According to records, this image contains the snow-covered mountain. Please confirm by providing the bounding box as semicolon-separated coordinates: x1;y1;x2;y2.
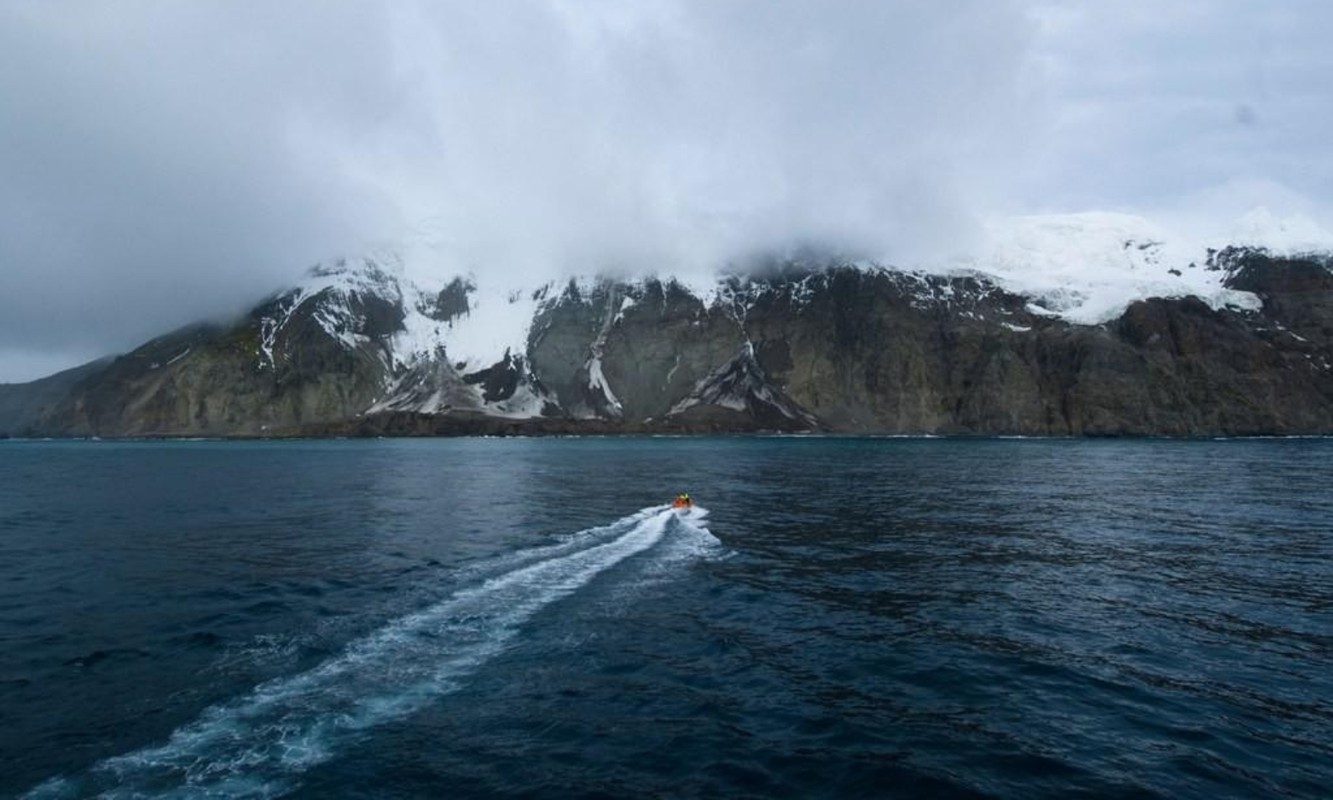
6;209;1333;437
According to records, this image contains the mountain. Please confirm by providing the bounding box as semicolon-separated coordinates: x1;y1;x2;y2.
0;358;111;437
5;214;1333;437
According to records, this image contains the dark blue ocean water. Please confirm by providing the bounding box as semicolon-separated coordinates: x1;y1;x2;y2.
1;437;1330;799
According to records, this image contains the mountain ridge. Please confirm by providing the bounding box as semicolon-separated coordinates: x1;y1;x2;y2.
4;219;1333;437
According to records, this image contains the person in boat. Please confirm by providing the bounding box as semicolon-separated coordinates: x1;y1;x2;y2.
672;492;693;509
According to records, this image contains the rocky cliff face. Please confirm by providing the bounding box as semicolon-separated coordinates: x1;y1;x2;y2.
20;261;402;437
0;358;110;437
6;247;1332;437
740;253;1333;435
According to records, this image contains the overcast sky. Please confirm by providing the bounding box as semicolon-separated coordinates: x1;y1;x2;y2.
3;0;1331;382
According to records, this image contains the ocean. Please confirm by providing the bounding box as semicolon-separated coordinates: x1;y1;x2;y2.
1;437;1329;798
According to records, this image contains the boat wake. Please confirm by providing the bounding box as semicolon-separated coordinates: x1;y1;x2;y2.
26;506;718;800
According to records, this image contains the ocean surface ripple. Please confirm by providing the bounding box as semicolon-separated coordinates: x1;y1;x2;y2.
1;437;1329;798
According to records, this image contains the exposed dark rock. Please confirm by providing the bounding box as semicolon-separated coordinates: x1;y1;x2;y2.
26;277;401;436
527;279;618;417
421;277;475;322
594;278;746;420
666;343;820;431
462;350;522;403
0;358;111;436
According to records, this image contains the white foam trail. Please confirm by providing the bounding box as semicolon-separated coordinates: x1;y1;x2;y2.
27;507;707;800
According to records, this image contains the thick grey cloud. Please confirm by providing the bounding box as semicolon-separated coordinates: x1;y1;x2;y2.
315;0;1036;279
1022;0;1333;218
2;0;1331;381
0;2;401;380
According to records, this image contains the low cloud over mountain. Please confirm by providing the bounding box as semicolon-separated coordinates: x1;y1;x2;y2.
4;1;1333;381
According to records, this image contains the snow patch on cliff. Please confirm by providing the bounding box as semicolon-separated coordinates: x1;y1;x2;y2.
398;276;541;374
484;380;551;419
586;356;622;415
259;256;405;369
286;251;540;378
932;208;1331;325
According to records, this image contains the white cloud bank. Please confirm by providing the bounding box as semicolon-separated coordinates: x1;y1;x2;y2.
2;0;1332;381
